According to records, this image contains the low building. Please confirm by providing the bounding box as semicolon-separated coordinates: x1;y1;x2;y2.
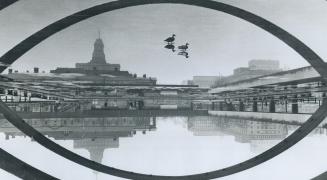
191;76;222;88
213;59;282;87
248;59;280;71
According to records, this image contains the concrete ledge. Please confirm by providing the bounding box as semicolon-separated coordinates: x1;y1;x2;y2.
0;109;208;119
209;110;327;127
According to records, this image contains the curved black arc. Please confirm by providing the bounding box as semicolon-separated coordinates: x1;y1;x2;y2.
2;100;327;180
0;0;327;179
0;0;19;11
0;148;58;179
1;0;327;77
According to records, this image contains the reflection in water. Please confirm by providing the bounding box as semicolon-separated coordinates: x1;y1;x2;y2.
0;114;326;178
0;116;156;165
1;115;324;157
188;116;289;152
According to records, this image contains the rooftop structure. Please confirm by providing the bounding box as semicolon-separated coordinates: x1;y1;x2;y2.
74;38;121;72
210;65;319;94
191;76;222;88
213;59;282;87
248;59;280;71
7;37;157;86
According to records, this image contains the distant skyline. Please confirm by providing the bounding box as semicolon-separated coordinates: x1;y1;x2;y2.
1;0;327;83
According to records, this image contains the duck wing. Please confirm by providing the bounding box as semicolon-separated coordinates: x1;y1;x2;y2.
165;37;175;42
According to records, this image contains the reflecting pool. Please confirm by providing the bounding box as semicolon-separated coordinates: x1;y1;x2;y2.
0;114;326;180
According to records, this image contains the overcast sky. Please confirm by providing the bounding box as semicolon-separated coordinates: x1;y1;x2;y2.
1;0;327;83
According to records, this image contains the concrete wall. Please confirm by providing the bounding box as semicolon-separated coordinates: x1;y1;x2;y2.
76;63;120;71
209;110;327;127
211;66;318;93
143;99;191;109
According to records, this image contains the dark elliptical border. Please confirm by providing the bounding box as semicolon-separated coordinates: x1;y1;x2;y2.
1;0;327;179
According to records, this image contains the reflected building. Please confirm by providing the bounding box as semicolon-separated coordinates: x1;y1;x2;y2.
74;138;118;165
187;116;327;152
186;116;225;136
0;116;156;164
188;116;288;152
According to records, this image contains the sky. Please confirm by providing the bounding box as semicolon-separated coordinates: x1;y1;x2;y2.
1;0;327;83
